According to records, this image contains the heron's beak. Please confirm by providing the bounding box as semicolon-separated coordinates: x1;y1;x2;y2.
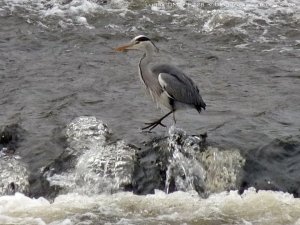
114;43;134;52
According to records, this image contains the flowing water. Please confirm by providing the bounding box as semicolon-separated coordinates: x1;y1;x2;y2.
0;0;300;224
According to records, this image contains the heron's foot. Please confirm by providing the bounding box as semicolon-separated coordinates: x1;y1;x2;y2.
142;120;166;131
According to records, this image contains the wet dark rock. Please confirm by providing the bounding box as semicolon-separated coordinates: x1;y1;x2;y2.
32;147;75;199
0;157;30;195
36;117;300;199
0;124;30;195
7;117;299;200
43;117;136;196
29;126;300;199
132;137;169;195
132;127;245;197
238;135;300;197
42;117;245;199
0;124;23;156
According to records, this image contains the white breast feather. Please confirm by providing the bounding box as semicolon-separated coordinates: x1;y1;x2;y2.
158;73;173;99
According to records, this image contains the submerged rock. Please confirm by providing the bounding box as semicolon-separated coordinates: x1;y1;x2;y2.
0;157;29;195
0;124;23;156
2;117;299;198
44;117;245;198
238;135;300;197
133;126;245;197
44;116;136;195
0;124;29;195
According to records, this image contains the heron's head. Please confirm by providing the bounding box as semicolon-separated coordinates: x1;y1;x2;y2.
115;35;159;53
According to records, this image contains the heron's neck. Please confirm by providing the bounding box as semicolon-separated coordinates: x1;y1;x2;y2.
139;45;156;70
138;49;155;87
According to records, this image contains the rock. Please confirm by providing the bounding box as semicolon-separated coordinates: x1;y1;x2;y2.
0;124;29;195
0;124;24;156
133;126;245;196
238;135;300;197
44;116;136;195
43;118;246;198
0;157;29;195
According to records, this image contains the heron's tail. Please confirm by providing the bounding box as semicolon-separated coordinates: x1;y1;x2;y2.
195;101;206;113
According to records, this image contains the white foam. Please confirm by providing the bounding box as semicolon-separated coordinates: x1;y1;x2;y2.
0;189;299;224
1;0;299;34
1;0;104;28
1;192;49;208
175;0;299;36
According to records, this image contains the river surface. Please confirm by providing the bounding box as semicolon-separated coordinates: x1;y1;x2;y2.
0;0;300;224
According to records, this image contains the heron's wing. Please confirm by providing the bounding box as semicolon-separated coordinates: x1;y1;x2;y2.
158;71;206;110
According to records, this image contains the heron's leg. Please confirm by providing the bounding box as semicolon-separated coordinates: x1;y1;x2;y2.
172;112;176;124
142;111;173;131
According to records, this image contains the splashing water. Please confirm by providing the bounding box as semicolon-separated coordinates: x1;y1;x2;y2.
44;118;245;197
45;116;136;194
0;117;299;224
165;126;245;196
0;157;29;195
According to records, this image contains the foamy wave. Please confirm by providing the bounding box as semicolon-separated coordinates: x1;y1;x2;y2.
0;189;299;224
197;0;299;33
1;0;299;31
0;0;130;28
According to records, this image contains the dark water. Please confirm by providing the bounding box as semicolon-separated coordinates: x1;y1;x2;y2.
0;0;300;224
1;0;299;165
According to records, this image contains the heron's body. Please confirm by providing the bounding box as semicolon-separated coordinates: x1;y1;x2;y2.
115;35;206;130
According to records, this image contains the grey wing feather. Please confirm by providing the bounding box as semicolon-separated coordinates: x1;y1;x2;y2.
152;64;206;111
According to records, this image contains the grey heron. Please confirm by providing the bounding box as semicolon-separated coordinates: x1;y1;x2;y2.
115;35;206;131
